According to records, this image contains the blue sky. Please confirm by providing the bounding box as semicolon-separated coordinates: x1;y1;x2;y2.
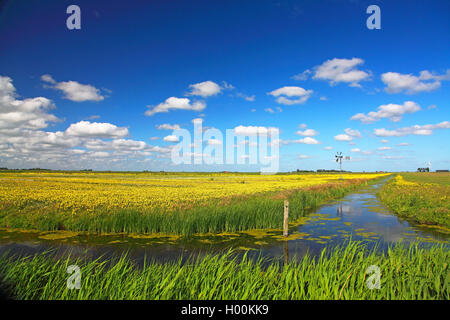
0;0;449;172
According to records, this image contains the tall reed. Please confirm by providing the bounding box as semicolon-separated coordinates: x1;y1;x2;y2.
0;241;447;300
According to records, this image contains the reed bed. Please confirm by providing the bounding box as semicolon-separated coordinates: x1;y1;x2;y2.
0;241;447;300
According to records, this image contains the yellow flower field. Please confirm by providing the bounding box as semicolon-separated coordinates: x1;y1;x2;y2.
0;171;389;214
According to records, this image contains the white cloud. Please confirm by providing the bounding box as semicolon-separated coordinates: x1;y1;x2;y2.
156;123;181;130
66;121;129;138
268;86;313;105
350;148;360;152
236;93;255;102
382;155;404;160
380;139;389;143
222;81;234;90
145;97;205;116
312;58;370;87
296;129;318;136
111;139;146;151
0;77;165;169
163;135;180;142
351;101;421;123
298;154;311;159
90;151;110;158
324;146;333;150
334;134;353;141
334;129;361;142
381;70;450;94
378;146;392;150
374;121;450;137
0;76;59;130
292;137;320;144
291;69;311;81
264;107;282;113
234;125;279;136
396;142;410;146
41;74;105;102
345;128;362;138
187;81;222;97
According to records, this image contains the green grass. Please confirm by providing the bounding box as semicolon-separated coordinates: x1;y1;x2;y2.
1;178;382;235
401;172;450;186
0;241;448;300
378;174;450;229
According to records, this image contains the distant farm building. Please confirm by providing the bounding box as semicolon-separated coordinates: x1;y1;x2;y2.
436;169;449;172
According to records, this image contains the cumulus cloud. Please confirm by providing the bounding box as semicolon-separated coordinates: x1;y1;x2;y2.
298;154;311;159
90;151;110;158
156;123;181;130
350;148;360;152
41;74;105;102
291;137;320;144
0;77;167;169
145;97;206;116
378;146;392;150
163;135;180;142
312;58;371;87
334;134;353;141
324;146;333;150
334;128;362;141
66;121;129;138
111;139;146;151
267;86;313;105
374;121;450;137
0;76;59;130
187;81;222;97
351;101;421;123
296;129;318;136
234;125;279;136
381;70;450;94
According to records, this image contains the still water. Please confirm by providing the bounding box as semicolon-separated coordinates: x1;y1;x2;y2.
0;179;448;264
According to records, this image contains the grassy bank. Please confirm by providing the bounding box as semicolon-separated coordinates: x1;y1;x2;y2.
0;241;448;300
1;177;381;235
378;174;450;229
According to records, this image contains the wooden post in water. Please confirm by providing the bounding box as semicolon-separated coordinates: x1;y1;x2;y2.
283;200;289;237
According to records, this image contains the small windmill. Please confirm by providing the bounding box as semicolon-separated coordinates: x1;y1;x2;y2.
335;152;343;179
427;161;431;172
